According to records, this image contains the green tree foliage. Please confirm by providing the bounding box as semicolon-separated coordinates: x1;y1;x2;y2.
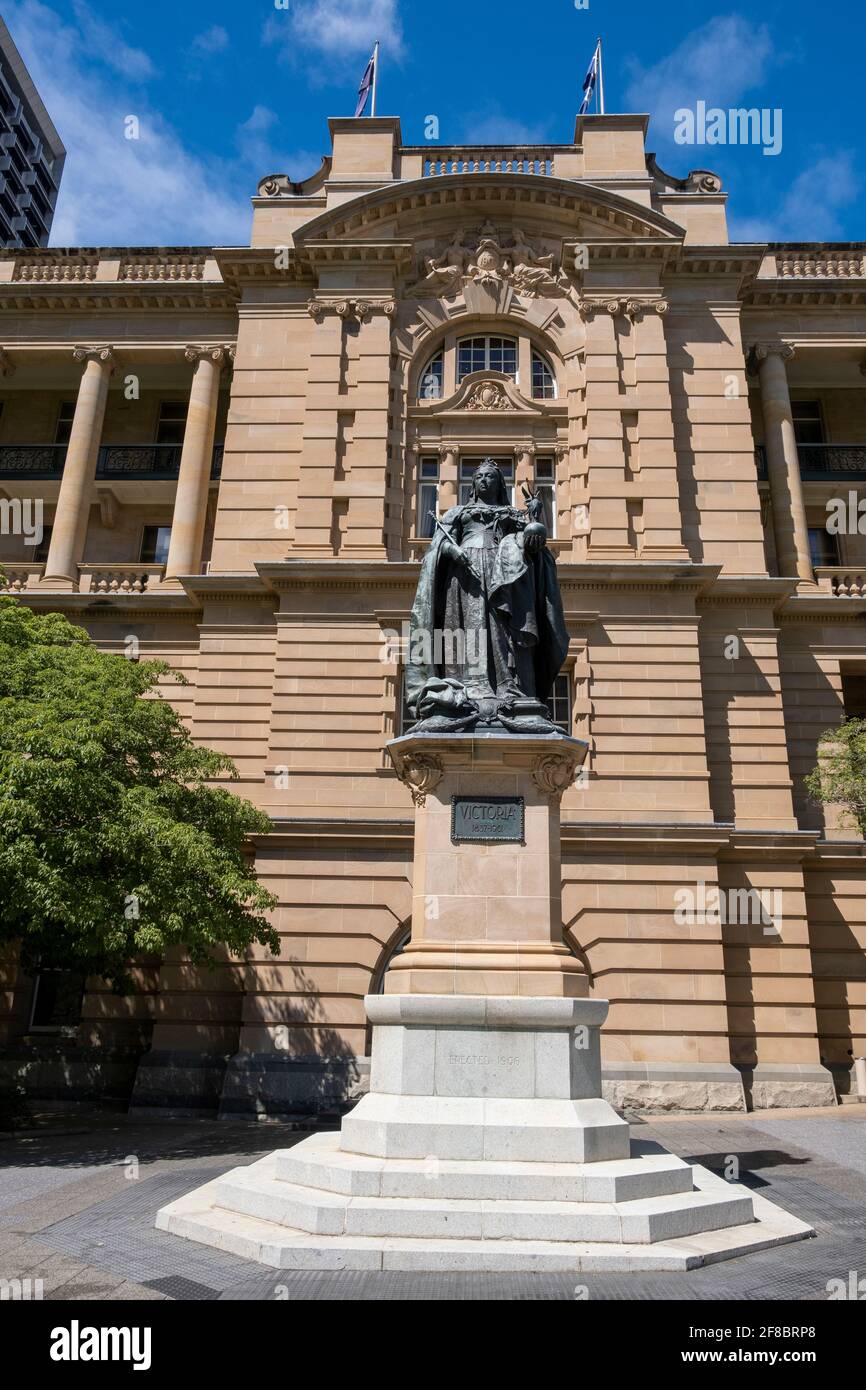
0;597;278;987
806;717;866;837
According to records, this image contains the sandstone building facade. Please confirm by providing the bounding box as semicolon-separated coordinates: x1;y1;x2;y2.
1;113;865;1115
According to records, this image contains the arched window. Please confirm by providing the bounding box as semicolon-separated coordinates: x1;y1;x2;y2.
457;335;517;383
418;351;444;400
532;352;557;400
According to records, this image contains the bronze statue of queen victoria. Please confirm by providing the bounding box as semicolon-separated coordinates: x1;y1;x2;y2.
406;458;570;733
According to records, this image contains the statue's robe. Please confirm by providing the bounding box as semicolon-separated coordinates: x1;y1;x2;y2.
406;504;569;717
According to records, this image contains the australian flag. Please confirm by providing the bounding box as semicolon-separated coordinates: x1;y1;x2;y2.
579;40;601;116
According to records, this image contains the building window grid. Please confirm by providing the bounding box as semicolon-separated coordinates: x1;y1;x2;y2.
532;353;557;400
457;336;518;384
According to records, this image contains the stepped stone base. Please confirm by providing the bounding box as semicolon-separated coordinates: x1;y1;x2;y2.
156;995;814;1272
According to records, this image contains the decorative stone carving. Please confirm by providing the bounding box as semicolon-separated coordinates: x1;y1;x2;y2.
407;223;574;301
532;751;582;800
395;752;444;807
307;298;398;323
0;349;15;378
466;381;511;411
580;298;668;320
185;344;233;369
72;345;115;369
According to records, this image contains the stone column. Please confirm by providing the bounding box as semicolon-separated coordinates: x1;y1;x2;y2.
514;444;535;498
41;346;114;589
438;444;459;511
754;344;813;583
162;345;229;586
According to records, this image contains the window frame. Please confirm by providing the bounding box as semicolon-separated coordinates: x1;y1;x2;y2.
531;352;557;401
140;524;172;565
456;335;519;385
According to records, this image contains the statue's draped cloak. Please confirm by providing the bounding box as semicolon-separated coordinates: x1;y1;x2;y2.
406;504;570;715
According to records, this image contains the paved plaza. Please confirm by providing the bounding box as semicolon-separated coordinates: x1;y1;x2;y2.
1;1105;864;1300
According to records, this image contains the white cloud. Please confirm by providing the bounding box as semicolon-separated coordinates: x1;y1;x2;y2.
731;153;859;241
2;0;318;246
265;0;403;65
191;25;230;58
626;15;781;149
71;0;154;82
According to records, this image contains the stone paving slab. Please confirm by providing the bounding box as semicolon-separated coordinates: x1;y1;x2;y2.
0;1108;864;1299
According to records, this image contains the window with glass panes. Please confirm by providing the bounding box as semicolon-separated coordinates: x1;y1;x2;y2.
156;401;187;445
534;457;556;535
419;353;444;400
140;525;172;564
532;353;557;400
54;401;76;445
459;456;515;505
31;525;52;564
792;401;824;446
400;669;417;735
549;673;571;732
457;336;517;383
417;456;440;537
808;526;839;568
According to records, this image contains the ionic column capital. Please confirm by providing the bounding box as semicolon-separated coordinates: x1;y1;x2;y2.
184;344;234;369
751;342;796;367
72;344;115;370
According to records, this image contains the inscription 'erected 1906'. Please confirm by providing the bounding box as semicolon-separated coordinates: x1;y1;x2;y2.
451;795;525;844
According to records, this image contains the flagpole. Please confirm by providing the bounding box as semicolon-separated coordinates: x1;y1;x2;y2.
371;40;380;117
598;37;605;115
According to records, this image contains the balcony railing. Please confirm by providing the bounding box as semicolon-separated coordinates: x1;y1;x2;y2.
0;562;45;592
0;444;67;478
814;568;866;598
420;148;556;177
755;444;866;481
0;443;224;481
78;564;165;595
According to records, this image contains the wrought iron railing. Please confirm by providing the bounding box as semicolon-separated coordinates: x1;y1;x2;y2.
0;443;224;481
0;444;67;478
755;443;866;481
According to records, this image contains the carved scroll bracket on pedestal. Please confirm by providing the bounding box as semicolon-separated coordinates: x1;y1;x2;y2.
393;752;444;808
532;751;583;801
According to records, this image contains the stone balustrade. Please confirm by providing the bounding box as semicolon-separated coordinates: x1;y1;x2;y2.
814;568;866;598
78;564;165;595
420;149;556;176
0;562;45;592
777;249;866;278
0;249;218;284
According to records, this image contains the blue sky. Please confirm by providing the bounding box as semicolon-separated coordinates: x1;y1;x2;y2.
5;0;864;247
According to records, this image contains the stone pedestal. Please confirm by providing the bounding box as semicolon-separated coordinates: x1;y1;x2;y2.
156;732;814;1270
385;731;589;998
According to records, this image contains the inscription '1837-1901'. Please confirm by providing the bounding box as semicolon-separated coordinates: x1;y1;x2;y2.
451;796;525;845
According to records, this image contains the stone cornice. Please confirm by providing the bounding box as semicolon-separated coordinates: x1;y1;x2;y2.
293;174;686;247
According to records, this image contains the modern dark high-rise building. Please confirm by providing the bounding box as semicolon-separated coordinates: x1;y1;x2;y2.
0;16;65;248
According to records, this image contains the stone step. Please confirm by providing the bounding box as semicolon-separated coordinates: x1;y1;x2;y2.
275;1131;695;1203
213;1164;754;1244
340;1093;631;1163
156;1179;813;1273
